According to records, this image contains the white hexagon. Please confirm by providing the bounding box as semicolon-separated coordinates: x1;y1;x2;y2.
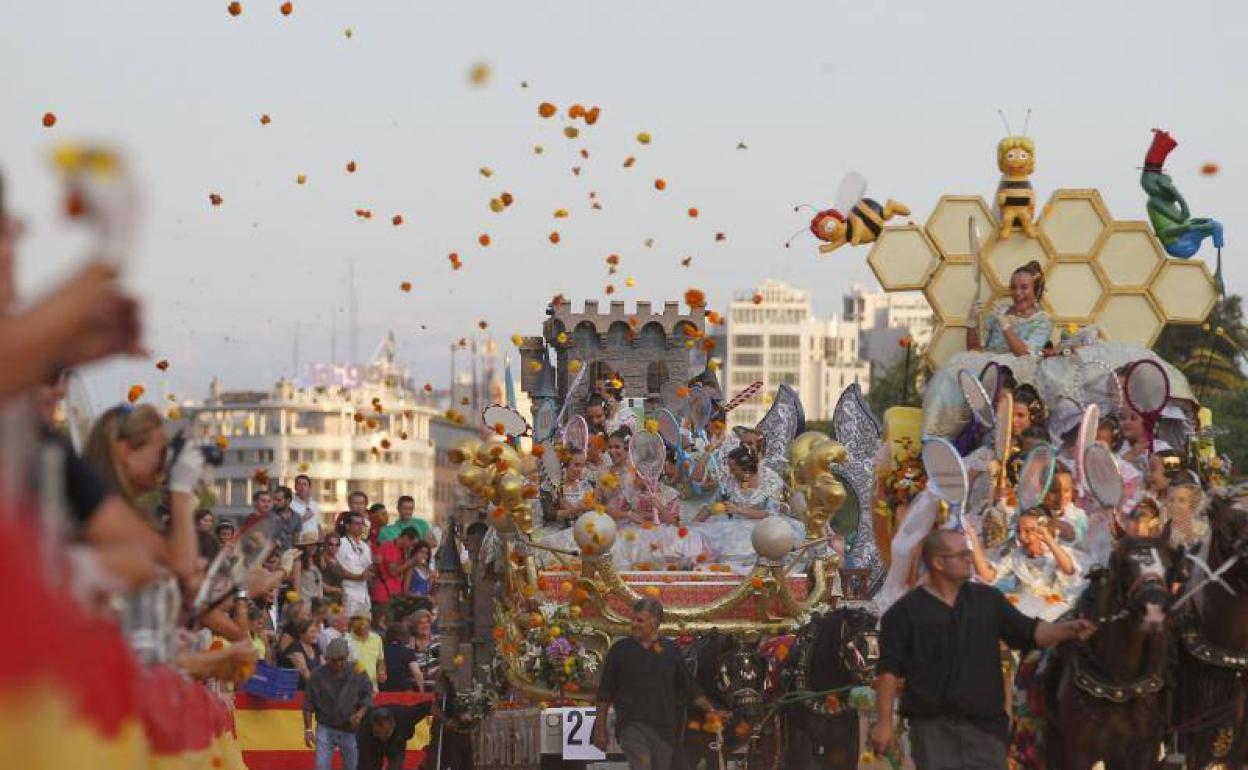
924;262;1000;326
1094;293;1165;348
1043;263;1105;323
1150;260;1218;324
925;196;997;263
1096;222;1166;291
866;225;941;291
983;233;1054;292
924;323;969;370
1039;189;1111;260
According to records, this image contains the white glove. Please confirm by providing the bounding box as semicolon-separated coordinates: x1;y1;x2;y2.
968;300;984;323
992;301;1012;330
167;443;206;496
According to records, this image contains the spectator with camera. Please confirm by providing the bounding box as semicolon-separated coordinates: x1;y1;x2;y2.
337;512;374;617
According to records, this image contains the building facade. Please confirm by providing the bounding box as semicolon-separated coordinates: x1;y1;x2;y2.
843;283;934;371
186;338;441;525
430;415;483;528
724;279;870;428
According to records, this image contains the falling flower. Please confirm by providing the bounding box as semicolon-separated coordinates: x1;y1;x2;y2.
684;289;706;308
296;174;307;184
715;232;726;242
400;281;412;293
538;102;557;118
687;207;699;218
1201;162;1220;176
167;406;182;420
623;156;636;168
343;27;352;38
478;234;491;247
41;112;57;128
479;167;493;177
580;149;590;159
605;284;616;295
625;277;635;287
556;332;568;344
448;252;463;270
127;385;145;403
227;1;242;16
752;293;763;305
259;114;271;125
500;192;514;206
478;320;489;330
533;145;544;154
644;586;660;597
563;126;579;139
467;62;491;86
654;179;667;191
585;107;600;124
511;333;524;346
637;132;651;145
553;208;569;218
346;160;357;173
279;1;292;15
681;256;693;267
208;193;224;206
549;231;561;244
568;359;583;373
354;209;372;219
489;198;504;213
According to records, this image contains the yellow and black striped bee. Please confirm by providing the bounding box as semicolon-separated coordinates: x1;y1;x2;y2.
996;135;1038;239
789;172;910;255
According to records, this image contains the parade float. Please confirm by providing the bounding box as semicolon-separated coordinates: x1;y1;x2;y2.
450;127;1226;769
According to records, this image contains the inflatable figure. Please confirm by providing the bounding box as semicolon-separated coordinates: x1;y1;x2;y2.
791;172;910;255
1142;128;1224;260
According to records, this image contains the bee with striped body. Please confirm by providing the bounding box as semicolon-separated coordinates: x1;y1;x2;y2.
791;172;910;255
996;135;1038;239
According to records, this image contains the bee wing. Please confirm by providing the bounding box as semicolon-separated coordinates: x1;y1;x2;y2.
833;171;867;214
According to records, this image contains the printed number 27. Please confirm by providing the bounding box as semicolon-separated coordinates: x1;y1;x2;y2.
567;709;594;745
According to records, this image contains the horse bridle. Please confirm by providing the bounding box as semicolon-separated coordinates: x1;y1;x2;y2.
1083;544;1170;624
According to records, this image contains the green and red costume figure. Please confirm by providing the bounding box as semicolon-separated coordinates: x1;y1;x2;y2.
1141;129;1225;260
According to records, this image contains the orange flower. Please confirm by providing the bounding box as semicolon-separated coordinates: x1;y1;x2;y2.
750;576;765;590
155;359;170;371
700;338;716;353
688;207;699;218
684;288;706;308
127;385;145;403
391;214;403;226
563;126;579;139
531;444;545;457
678;527;689;538
751;293;763;305
776;643;790;662
279;1;292;15
654;178;667;191
208;193;223;207
898;335;913;349
606;253;620;265
259;114;271;125
478;234;491;247
346;160;357;173
696;553;708;563
400;281;412;293
227;2;242;16
644;586;660;597
501;192;515;206
549;231;561;244
1045;593;1063;605
492;626;505;640
825;694;840;712
623;156;636;168
1201;162;1220;176
538;102;557;118
676;386;690;398
449;253;462;270
706;311;722;325
605;284;616;295
734;722;751;738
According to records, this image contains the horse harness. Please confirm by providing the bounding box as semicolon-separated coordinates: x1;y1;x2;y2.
1180;624;1248;673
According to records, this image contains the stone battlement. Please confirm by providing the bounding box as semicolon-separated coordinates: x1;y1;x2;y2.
549;298;704;339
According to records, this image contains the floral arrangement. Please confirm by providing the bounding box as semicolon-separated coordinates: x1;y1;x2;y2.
514;608;600;695
879;437;926;513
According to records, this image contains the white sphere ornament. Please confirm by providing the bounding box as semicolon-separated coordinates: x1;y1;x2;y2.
751;516;795;561
573;511;617;557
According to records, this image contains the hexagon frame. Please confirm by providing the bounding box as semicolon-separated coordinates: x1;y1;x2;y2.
1042;262;1105;324
866;225;942;292
1095;221;1167;292
1150;259;1218;325
924;322;970;370
1093;292;1166;348
924;261;1000;327
1038;189;1112;262
924;195;998;264
982;233;1055;293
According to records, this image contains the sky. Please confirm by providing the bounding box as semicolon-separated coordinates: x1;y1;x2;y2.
2;0;1245;407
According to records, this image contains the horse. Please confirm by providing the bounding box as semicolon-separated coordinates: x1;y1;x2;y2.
674;630;771;770
1042;533;1179;769
778;605;880;770
1173;486;1248;768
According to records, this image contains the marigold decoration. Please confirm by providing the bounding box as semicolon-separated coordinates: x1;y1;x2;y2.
531;444;546;458
215;436;230;450
645;418;659;433
623;156;636;168
538;102;557;118
127;385;145;403
391;214;403;226
155;359;170;371
296;174;307;184
700;338;716;353
898;335;913;349
750;576;765;590
734;722;751;738
208;193;223;206
644;586;660;598
688;207;699;218
549;231;561;244
684;288;706;308
449;252;462;270
563;126;579;139
478;234;491;247
752;293;763;305
637;132;651;145
400;281;412;293
346;160;357;173
227;1;242;16
279;1;292;15
467;62;490;85
479;166;493;177
654;178;667;191
1201;162;1220;176
678;527;689;538
42;111;58;128
259;114;271;125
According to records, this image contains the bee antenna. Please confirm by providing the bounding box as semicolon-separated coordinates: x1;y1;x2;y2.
1022;108;1032;137
793;204;817;213
997;109;1012;136
783;225;811;249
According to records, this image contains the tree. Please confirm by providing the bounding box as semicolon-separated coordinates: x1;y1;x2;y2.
1155;294;1248;398
1203;386;1248;479
866;342;927;418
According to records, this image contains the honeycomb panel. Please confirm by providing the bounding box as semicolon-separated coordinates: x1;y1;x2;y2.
924;262;1000;326
1150;260;1217;324
983;233;1054;292
1094;293;1164;347
1043;262;1104;323
1039;189;1111;261
925;195;998;263
866;225;941;291
1097;222;1166;291
924;322;969;370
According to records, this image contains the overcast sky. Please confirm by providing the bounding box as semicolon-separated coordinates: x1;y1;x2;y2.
2;0;1244;407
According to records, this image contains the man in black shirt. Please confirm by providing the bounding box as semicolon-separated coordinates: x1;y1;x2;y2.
871;529;1096;769
355;704;430;770
592;598;725;770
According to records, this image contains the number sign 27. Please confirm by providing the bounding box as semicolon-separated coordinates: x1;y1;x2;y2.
562;707;606;760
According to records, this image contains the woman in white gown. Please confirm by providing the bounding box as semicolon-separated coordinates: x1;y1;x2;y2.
691;446;803;573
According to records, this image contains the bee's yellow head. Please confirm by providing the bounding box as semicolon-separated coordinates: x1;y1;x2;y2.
997;135;1035;176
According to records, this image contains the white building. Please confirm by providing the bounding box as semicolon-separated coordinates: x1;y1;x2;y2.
724;279;870;427
186;335;441;524
843;284;934;370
